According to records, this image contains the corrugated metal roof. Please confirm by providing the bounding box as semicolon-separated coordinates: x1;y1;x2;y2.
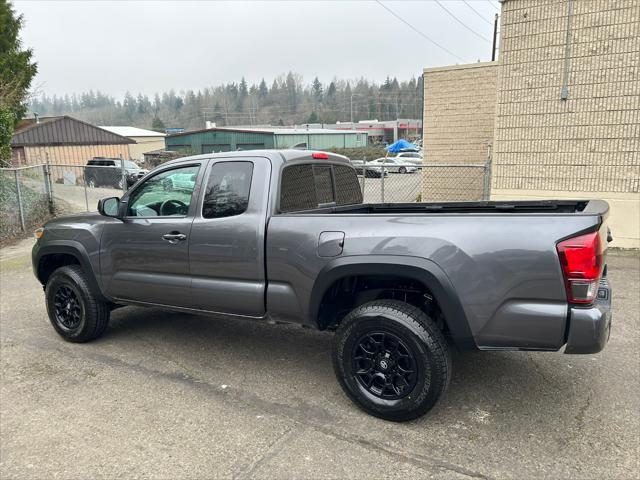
12;116;134;146
100;126;166;137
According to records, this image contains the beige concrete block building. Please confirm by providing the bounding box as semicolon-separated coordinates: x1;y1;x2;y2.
423;0;639;248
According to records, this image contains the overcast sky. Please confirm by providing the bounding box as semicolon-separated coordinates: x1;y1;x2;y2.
15;0;501;98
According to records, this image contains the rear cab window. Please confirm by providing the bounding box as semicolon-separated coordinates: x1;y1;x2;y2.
279;162;362;213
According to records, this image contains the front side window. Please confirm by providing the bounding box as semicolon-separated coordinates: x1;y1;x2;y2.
202;161;253;219
127;165;199;217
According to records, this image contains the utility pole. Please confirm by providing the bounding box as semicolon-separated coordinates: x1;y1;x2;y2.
491;14;499;61
350;93;354;128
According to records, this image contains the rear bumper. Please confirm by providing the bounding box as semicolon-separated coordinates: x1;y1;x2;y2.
565;278;612;354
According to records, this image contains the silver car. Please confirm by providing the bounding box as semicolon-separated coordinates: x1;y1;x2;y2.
369;157;418;174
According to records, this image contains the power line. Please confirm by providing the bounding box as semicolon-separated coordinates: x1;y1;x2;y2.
374;0;468;63
487;0;500;12
462;0;493;25
435;0;491;43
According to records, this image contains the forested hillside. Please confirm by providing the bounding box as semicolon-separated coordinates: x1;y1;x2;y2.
29;73;423;131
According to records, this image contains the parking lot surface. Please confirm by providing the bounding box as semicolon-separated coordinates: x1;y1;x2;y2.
1;240;638;479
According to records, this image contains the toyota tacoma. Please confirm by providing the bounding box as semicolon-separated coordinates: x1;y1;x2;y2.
32;150;613;421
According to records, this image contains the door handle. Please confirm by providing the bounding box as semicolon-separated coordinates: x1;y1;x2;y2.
162;232;187;244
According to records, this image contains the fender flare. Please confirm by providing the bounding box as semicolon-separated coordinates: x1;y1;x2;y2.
33;241;107;302
309;255;477;350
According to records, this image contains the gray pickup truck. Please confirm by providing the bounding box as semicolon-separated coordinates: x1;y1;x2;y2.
32;150;612;421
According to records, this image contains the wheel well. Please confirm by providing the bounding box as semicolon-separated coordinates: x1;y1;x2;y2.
317;274;446;333
37;253;80;285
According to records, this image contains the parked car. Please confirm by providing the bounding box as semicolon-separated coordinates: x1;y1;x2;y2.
369;157;417;174
350;160;388;178
85;158;147;189
33;150;612;422
395;151;423;165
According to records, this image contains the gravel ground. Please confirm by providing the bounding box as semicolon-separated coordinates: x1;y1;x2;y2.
1;239;638;479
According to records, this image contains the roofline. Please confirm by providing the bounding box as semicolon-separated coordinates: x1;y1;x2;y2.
166;126;270;138
166;126;368;138
100;126;167;137
155;149;351;168
13;115;135;144
423;61;498;73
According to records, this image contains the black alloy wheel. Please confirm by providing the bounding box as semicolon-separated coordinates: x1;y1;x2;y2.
352;330;418;400
45;265;110;342
333;300;451;422
53;284;83;330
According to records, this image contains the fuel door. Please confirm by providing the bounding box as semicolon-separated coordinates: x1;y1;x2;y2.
318;231;345;257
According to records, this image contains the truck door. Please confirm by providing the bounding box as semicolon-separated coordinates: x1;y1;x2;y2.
188;157;269;317
100;162;204;307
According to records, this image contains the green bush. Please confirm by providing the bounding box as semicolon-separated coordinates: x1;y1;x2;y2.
0;173;51;240
0;107;13;167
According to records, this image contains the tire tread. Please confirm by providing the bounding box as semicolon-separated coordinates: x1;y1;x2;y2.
333;299;451;421
45;265;110;342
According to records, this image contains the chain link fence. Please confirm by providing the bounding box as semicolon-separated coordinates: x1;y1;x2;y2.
1;157;491;241
0;165;51;240
354;159;491;203
47;163;126;215
0;161;129;241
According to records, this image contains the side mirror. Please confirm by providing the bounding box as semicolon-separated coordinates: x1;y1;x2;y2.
98;197;121;218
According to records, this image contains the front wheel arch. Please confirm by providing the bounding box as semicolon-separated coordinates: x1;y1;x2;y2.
35;242;108;303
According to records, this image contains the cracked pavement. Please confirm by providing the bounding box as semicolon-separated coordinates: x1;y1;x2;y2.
1;239;638;479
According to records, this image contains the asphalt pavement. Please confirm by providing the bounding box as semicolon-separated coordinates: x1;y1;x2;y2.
1;239;638;479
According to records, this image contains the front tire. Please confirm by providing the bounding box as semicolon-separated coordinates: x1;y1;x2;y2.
45;265;110;342
399;166;407;174
332;300;451;422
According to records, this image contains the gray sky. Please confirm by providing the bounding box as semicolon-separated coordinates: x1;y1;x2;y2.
15;0;501;98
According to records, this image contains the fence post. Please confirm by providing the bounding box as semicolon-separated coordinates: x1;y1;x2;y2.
14;170;26;232
120;156;127;194
44;153;54;213
482;158;492;201
42;164;53;214
361;156;366;195
83;164;90;211
381;157;386;203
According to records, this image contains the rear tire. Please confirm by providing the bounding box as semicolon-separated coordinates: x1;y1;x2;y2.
332;300;451;422
45;265;110;342
399;166;407;174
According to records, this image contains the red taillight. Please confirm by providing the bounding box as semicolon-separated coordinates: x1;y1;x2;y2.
556;231;603;304
312;152;329;159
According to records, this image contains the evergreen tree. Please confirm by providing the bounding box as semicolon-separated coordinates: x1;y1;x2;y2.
0;0;38;165
151;116;165;132
312;77;323;102
258;79;268;99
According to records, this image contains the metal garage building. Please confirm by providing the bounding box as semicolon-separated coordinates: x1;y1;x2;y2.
165;127;368;154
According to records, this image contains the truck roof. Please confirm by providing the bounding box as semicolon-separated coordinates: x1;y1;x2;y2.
161;149;351;168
